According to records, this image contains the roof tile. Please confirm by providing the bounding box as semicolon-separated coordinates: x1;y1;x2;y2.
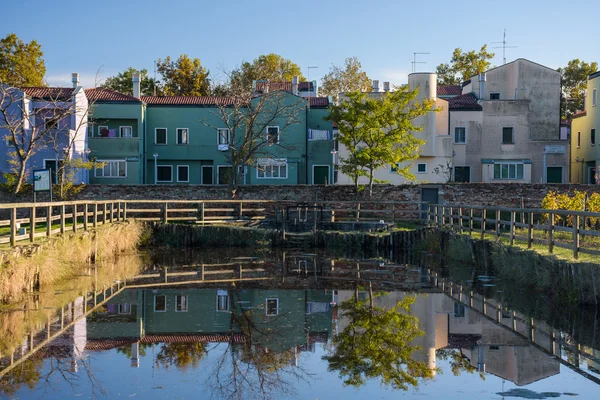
437;85;462;97
255;81;313;93
141;96;236;106
448;93;482;111
21;87;75;100
309;97;329;107
85;88;141;102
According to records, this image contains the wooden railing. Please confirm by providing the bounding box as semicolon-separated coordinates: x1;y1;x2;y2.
427;204;600;259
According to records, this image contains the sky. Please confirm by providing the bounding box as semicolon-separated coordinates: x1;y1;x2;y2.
2;0;599;89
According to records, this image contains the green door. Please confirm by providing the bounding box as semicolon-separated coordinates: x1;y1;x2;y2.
313;166;329;184
546;167;562;183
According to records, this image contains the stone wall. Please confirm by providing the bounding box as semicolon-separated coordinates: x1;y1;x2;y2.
1;183;600;209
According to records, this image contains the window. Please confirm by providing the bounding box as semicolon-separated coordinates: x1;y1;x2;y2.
120;126;132;138
266;126;279;144
177;128;188;144
391;163;400;173
95;160;126;178
157;165;172;182
265;298;279;316
592;129;596;146
155;128;167;144
417;163;427;173
593;89;597;107
99;126;109;137
154;295;166;312
217;293;229;312
218;128;230;145
175;295;188;312
454;166;471;182
493;162;524;180
577;131;581;147
490;92;500;100
177;165;189;182
44;116;59;131
118;304;131;314
502;127;514;144
454;127;466;144
257;158;287;179
87;124;94;138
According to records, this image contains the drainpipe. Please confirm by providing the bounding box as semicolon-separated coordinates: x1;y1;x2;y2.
305;104;309;184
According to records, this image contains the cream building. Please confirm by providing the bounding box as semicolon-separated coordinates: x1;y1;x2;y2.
335;75;453;185
450;59;568;183
570;71;600;184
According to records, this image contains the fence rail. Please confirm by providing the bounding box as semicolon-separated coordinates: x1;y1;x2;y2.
427;203;600;260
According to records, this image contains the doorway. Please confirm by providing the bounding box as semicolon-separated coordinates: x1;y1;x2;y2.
313;165;330;184
201;166;213;185
546;167;563;183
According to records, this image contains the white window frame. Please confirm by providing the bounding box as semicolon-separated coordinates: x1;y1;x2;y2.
490;92;501;100
216;294;229;312
175;295;188;312
256;158;287;179
217;128;230;145
156;165;173;183
266;126;280;145
593;89;597;107
154;295;166;312
94;159;127;178
119;126;133;138
176;128;189;145
493;162;524;180
417;163;427;173
177;165;189;183
155;127;167;145
454;127;466;144
265;298;279;316
98;125;109;137
118;304;131;314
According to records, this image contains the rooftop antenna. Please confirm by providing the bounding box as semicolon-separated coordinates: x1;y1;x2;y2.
492;29;517;65
412;52;429;73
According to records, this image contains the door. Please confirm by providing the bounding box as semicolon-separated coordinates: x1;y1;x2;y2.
201;166;213;185
546;167;563;183
421;188;439;220
313;166;330;184
43;160;61;184
217;166;233;185
454;166;471;183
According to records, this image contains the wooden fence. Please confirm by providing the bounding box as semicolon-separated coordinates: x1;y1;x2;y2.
427;203;600;259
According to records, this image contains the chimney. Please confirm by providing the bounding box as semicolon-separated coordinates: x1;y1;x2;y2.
132;73;141;98
383;82;390;92
292;76;299;96
71;73;80;88
372;80;380;92
478;73;486;100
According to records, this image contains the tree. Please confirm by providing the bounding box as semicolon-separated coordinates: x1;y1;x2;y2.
225;53;304;95
0;33;46;87
101;67;162;96
436;46;495;85
155;342;206;371
323;290;435;390
558;59;598;119
156;54;210;96
320;57;371;102
327;88;433;197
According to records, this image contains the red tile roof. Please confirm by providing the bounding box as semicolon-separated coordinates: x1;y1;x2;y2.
448;93;482;111
21;87;75;100
141;95;237;106
437;85;462;97
309;97;329;107
255;81;314;93
85;88;141;102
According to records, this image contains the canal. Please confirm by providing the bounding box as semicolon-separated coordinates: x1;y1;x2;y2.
1;248;599;399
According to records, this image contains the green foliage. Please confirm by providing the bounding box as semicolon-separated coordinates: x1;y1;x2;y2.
558;59;598;119
101;67;162;96
0;357;43;396
0;33;45;87
155;342;206;370
436;348;482;378
320;57;371;102
156;54;210;96
323;294;434;390
436;46;495;85
541;190;600;226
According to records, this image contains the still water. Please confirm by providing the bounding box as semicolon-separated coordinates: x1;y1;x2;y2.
1;249;599;399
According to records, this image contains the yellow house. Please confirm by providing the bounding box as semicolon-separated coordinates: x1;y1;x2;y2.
571;71;600;184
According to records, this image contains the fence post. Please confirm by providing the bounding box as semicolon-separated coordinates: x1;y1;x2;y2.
84;203;89;231
392;203;396;223
93;203;98;228
527;212;533;249
199;202;205;224
73;204;79;232
60;205;66;234
282;209;286;241
162;202;168;224
29;206;36;242
548;213;554;254
449;207;454;229
123;202;127;220
495;209;501;242
481;209;486;240
10;207;17;246
116;202;121;222
573;215;580;259
109;202;114;223
441;206;446;226
509;211;515;246
239;201;243;220
458;207;463;234
434;206;439;227
45;205;52;237
469;208;473;235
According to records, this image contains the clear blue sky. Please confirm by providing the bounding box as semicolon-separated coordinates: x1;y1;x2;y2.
2;0;598;89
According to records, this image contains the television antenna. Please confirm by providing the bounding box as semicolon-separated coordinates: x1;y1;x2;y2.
412;52;429;73
492;29;518;65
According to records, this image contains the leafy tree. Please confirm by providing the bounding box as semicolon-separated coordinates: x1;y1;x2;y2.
558;59;598;119
101;67;162;96
320;57;371;102
0;33;46;87
155;342;206;371
327;88;433;197
0;357;43;396
323;291;435;390
436;46;495;85
156;54;210;96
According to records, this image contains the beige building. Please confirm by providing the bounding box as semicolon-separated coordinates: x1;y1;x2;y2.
336;75;453;185
571;71;600;184
450;59;568;183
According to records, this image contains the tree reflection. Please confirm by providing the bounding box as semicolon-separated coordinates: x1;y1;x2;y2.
323;286;435;390
436;348;484;378
155;342;206;371
0;357;43;396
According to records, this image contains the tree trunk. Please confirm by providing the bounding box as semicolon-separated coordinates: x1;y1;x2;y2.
368;163;374;199
13;158;28;194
